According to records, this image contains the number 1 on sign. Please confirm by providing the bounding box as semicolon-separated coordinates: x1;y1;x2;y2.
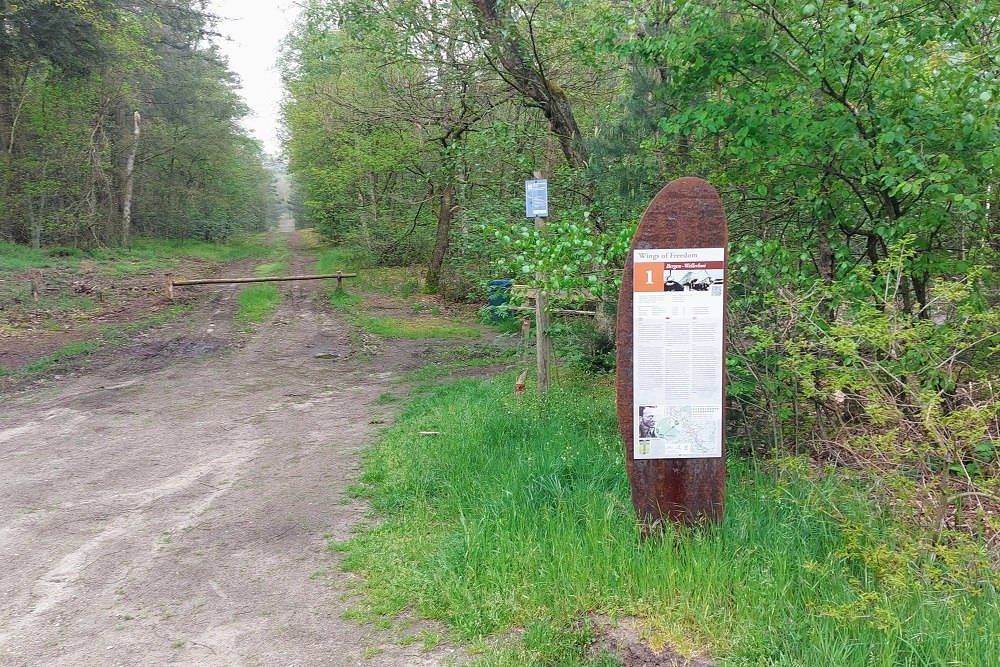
634;262;664;293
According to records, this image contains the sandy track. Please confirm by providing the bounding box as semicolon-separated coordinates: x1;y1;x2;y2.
0;235;462;666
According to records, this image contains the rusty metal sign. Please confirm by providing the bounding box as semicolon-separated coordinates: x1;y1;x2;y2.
616;177;728;528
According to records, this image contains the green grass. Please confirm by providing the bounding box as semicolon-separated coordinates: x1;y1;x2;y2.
236;283;282;323
316;246;462;341
253;236;291;277
4;293;99;315
0;237;276;275
327;283;473;339
0;241;53;270
330;288;363;310
400;345;517;383
127;236;276;263
105;237;279;275
315;246;424;299
316;246;367;274
314;247;480;338
335;374;1000;666
13;340;102;376
401;357;512;383
254;262;288;277
352;314;480;339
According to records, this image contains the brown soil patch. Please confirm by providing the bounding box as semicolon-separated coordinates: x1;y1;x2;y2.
0;253;255;373
587;618;715;667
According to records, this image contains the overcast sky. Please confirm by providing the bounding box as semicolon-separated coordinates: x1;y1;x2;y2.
210;1;299;156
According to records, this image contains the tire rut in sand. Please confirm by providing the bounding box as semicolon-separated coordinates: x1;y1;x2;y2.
0;232;477;667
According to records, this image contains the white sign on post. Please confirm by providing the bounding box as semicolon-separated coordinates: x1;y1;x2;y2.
525;179;548;218
632;247;726;460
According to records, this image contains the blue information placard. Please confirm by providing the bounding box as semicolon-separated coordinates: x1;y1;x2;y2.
525;179;548;218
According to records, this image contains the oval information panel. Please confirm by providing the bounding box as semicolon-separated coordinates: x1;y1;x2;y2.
615;177;728;528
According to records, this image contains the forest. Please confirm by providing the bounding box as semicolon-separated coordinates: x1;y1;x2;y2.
282;0;999;541
2;0;997;561
2;1;998;663
0;0;273;248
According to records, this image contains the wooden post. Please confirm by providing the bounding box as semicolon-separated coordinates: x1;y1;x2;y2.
165;274;174;301
535;289;552;394
336;271;343;290
170;273;357;287
27;269;41;302
515;368;528;398
533;170;553;395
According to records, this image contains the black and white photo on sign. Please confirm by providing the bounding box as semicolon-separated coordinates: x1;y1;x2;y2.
663;268;724;293
638;405;659;438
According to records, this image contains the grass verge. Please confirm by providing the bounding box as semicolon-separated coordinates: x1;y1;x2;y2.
236;284;282;323
335;373;999;666
253;236;291;277
330;287;363;310
0;236;277;275
315;247;423;299
315;246;479;339
351;314;480;339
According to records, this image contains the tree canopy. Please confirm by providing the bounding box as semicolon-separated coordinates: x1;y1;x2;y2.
0;0;274;248
281;0;1000;525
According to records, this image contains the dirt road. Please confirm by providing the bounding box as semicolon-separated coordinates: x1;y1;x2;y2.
0;234;471;666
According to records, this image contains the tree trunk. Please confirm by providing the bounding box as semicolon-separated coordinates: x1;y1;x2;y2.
121;111;140;246
0;68;14;155
425;181;454;293
470;0;590;172
27;193;39;249
470;0;613;338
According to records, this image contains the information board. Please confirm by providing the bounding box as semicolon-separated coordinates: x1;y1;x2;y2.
525;179;548;218
615;176;728;527
632;247;725;459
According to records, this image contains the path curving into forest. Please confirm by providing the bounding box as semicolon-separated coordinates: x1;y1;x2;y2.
0;232;467;667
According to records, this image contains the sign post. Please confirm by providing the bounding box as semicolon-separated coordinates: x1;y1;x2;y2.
615;177;728;528
526;174;552;395
525;179;548;218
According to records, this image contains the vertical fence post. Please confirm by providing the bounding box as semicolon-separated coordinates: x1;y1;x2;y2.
533;170;552;395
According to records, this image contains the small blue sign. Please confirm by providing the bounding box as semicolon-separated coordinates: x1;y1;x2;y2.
525;179;548;218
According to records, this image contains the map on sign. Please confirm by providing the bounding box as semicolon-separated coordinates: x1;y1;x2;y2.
632;247;725;459
525;179;548;218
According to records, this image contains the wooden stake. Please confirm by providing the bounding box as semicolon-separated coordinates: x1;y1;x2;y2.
533;170;552;395
165;274;174;301
535;289;552;395
515;368;528;398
